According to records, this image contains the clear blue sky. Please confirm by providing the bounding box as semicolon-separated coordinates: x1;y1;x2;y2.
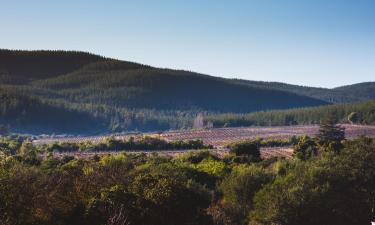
1;0;374;88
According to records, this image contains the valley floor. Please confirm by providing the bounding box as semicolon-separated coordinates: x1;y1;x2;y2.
33;124;375;159
34;124;375;148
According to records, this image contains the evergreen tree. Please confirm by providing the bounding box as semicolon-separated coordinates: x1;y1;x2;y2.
317;114;345;152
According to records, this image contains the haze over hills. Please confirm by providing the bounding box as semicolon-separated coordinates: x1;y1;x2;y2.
0;49;374;134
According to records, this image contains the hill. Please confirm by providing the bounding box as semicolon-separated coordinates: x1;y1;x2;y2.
205;100;375;127
333;82;375;102
233;79;375;103
0;49;109;83
0;49;374;134
29;61;327;112
0;87;104;134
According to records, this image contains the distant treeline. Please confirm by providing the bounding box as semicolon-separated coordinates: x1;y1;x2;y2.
2;84;375;134
0;86;197;134
0;87;105;134
232;79;375;103
205;100;375;127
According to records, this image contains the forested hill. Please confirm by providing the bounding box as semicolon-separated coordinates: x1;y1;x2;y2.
0;88;104;134
205;99;375;127
30;64;327;112
0;50;107;82
233;79;375;103
333;82;375;102
0;49;328;113
0;49;373;134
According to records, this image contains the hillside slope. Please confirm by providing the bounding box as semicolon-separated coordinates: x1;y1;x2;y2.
333;82;375;102
233;79;375;103
0;88;104;134
0;49;109;83
205;100;375;127
0;49;374;134
29;61;328;112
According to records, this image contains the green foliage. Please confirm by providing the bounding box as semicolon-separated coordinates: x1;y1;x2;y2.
348;111;361;124
317;114;345;153
1;137;375;225
18;142;40;165
293;136;318;160
206;100;375;127
0;136;23;156
179;150;216;164
194;157;227;177
227;140;261;159
40;136;211;153
232;80;375;103
0;87;104;134
219;165;273;225
2;50;375;134
1;50;375;134
0;49;333;134
250;138;375;225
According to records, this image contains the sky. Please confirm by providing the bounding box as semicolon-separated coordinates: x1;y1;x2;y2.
1;0;374;88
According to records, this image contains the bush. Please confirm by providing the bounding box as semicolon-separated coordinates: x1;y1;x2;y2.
219;165;273;224
293;136;318;160
227;141;260;159
348;112;361;124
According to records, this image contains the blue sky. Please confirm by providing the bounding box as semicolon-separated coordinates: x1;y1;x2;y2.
1;0;374;88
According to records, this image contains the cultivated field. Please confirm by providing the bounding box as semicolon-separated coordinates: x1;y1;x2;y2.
160;124;375;148
33;124;375;159
34;124;375;148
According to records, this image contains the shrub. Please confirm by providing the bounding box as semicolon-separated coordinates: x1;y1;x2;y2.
227;141;260;159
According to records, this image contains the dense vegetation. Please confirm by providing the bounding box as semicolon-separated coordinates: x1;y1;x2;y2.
40;136;213;153
1;49;374;134
0;87;104;133
28;64;325;112
234;79;375;103
0;49;105;81
206;99;375;127
1;123;375;225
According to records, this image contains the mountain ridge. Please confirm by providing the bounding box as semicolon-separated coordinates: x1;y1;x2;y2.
0;49;374;134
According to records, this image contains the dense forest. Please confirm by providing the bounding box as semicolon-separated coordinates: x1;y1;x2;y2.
1;121;374;225
0;49;105;81
0;87;105;133
205;100;375;127
1;49;375;134
233;79;375;103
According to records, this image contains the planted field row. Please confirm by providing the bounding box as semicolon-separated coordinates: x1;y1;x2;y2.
160;124;375;148
33;124;375;150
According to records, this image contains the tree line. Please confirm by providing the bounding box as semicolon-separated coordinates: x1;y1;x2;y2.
205;100;375;127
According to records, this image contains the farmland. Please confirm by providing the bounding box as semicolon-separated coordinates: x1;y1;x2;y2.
34;124;375;148
33;124;375;159
160;124;375;147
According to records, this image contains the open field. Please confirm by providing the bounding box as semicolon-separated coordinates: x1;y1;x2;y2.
160;124;375;148
34;124;375;148
33;124;375;159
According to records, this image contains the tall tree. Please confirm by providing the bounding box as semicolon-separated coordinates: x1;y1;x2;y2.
317;114;345;152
